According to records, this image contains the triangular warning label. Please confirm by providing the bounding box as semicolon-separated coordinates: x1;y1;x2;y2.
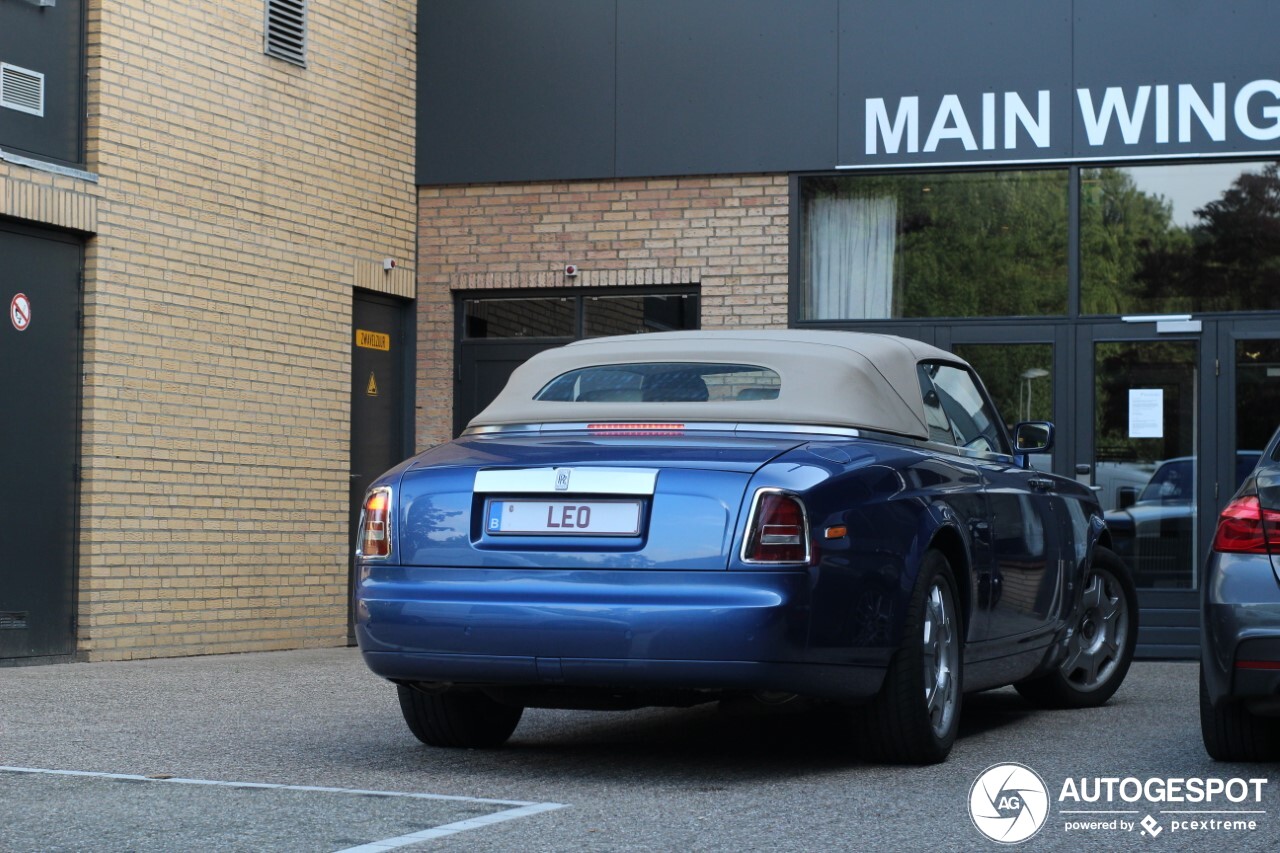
366;372;379;397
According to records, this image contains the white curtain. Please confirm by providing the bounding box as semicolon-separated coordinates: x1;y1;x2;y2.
804;191;898;319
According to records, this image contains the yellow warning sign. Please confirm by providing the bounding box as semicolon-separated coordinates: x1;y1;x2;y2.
356;329;391;351
366;372;379;397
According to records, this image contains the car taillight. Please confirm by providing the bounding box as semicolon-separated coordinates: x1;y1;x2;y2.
743;489;810;564
1211;494;1280;554
359;486;392;559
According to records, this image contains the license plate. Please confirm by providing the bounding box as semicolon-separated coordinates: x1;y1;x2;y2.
486;499;642;536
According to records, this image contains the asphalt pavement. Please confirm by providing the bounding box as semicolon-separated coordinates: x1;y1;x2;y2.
1;648;1277;852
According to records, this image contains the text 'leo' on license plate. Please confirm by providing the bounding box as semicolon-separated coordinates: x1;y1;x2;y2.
486;499;642;536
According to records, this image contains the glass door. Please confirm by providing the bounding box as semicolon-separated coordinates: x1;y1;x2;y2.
1089;336;1200;590
1219;325;1280;507
1078;322;1216;657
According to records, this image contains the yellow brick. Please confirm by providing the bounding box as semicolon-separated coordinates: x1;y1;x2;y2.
0;1;416;661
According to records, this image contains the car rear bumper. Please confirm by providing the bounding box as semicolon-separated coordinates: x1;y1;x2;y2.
360;652;887;701
355;567;892;700
1202;552;1280;708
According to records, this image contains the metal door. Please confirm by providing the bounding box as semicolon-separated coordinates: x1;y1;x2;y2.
349;291;411;639
0;223;81;661
456;340;563;436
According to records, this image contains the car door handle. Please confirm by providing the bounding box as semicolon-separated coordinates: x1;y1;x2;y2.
1027;477;1056;492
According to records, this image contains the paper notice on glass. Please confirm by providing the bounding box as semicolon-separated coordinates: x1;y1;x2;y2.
1129;389;1164;438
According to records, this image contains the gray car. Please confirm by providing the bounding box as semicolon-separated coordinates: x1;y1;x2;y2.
1106;453;1261;588
1200;427;1280;760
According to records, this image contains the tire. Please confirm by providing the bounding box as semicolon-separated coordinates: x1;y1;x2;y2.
856;549;963;764
396;684;523;748
1015;546;1136;709
1200;664;1280;761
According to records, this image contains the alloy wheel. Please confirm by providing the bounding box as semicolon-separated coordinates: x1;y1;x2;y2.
922;581;959;738
1061;567;1129;691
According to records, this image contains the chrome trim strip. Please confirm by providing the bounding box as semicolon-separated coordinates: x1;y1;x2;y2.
464;422;862;438
475;467;659;496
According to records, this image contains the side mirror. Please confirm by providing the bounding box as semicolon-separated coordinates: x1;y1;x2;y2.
1116;485;1138;510
1013;421;1054;454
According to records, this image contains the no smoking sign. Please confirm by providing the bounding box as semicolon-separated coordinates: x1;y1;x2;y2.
10;293;31;331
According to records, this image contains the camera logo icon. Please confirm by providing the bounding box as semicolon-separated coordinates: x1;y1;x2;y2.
969;762;1050;844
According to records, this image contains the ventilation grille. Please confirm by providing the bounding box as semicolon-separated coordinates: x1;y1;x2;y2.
1;63;45;116
0;612;29;630
265;0;308;67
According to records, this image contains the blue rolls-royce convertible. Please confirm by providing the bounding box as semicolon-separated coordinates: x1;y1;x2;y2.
354;330;1136;764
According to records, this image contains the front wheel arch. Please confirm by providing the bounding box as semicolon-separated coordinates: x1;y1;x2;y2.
1015;545;1137;709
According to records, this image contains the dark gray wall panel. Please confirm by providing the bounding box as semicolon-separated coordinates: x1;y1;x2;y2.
418;1;1280;184
615;0;837;177
417;0;616;185
837;0;1072;168
1072;0;1280;158
0;0;85;167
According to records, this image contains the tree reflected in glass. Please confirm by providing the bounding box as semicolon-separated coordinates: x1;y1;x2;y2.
1082;160;1280;315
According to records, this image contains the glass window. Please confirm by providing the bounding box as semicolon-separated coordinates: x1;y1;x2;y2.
917;366;959;445
463;297;575;339
584;294;699;337
800;171;1068;320
535;363;780;403
952;343;1053;425
1236;339;1280;469
953;343;1053;471
920;363;1010;455
1081;160;1280;314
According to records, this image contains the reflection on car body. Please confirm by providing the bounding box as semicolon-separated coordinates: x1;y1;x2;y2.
354;330;1137;764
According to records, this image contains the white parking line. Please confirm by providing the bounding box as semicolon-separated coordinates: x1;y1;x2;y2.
1;766;567;852
333;802;565;852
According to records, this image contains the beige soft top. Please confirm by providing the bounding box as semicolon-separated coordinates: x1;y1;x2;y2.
466;329;970;439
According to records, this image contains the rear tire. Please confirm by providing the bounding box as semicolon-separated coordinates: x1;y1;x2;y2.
1016;546;1136;709
1200;664;1280;761
856;549;962;765
397;684;523;748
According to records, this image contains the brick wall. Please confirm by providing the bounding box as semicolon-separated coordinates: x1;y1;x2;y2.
416;176;791;449
5;0;418;660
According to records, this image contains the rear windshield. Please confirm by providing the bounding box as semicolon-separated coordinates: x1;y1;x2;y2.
1139;460;1192;503
534;362;781;403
